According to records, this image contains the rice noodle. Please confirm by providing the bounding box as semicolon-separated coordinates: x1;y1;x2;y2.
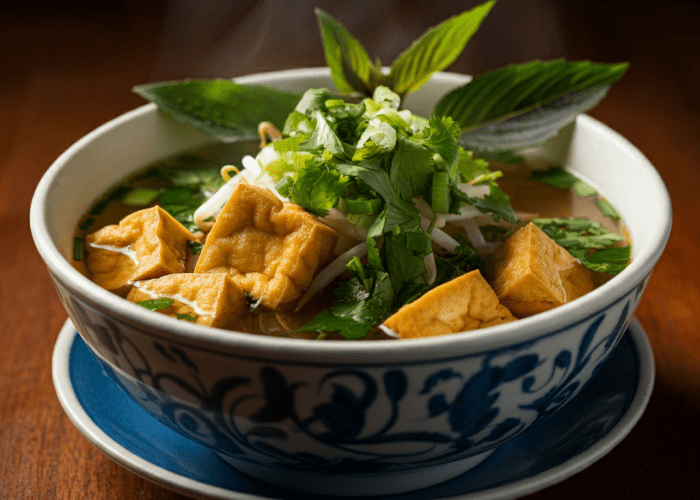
439;204;483;222
423;252;437;285
295;241;368;311
258;122;282;148
420;216;460;253
459;218;501;255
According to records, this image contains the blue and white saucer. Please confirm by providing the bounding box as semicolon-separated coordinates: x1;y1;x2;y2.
52;318;653;500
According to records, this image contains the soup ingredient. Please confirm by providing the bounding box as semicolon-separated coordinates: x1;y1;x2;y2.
533;218;630;274
85;206;198;296
193;183;339;311
435;59;629;158
127;273;248;328
381;269;517;339
316;2;494;97
490;222;594;318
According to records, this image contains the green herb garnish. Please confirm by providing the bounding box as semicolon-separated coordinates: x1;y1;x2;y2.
529;166;598;197
533;217;630;274
176;313;199;322
73;237;84;261
122;187;160;206
136;298;175;310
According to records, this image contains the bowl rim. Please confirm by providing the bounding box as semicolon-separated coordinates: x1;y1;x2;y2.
30;67;672;360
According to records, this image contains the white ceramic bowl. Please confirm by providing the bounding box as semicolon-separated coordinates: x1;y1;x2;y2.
31;68;671;496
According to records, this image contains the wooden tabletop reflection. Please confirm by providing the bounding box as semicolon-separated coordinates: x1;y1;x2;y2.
3;0;699;498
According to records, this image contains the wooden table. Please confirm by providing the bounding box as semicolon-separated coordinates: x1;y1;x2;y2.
3;0;699;498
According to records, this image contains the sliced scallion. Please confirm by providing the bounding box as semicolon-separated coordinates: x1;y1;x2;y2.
122;187;160;206
431;171;450;213
73;237;84;261
345;197;382;215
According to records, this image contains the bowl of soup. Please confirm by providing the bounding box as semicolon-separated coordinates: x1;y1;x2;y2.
30;68;671;496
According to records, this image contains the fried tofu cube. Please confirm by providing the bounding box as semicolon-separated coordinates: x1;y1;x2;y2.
382;270;517;339
126;273;248;328
86;206;198;296
490;222;594;318
193;183;338;310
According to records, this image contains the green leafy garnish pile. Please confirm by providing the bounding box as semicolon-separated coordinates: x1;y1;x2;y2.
130;1;630;338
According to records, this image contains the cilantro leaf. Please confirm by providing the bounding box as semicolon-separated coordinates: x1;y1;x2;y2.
390;135;434;200
299;111;350;158
287;162;350;216
452;182;518;223
533;217;630;274
295;272;394;340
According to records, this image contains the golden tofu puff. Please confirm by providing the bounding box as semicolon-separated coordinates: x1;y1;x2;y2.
490;222;594;318
382;270;517;339
194;183;338;311
126;273;248;328
86;206;198;296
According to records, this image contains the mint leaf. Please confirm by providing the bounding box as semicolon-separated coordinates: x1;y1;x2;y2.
434;59;629;155
315;8;385;95
133;80;301;142
388;1;495;96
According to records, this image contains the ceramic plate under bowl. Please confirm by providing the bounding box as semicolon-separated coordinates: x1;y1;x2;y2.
53;318;653;500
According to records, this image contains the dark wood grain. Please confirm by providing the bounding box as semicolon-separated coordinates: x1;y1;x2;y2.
3;1;699;498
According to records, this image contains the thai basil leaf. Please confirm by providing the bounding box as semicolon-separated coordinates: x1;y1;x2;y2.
388;0;495;96
315;8;385;95
133;79;301;142
434;59;629;156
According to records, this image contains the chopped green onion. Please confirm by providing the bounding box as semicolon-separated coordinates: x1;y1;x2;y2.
431;171;450;213
275;175;294;196
73;237;84;261
345;196;382;215
346;213;377;229
79;217;96;232
122;187;160;206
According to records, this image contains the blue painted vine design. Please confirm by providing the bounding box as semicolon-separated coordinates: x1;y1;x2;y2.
62;285;634;474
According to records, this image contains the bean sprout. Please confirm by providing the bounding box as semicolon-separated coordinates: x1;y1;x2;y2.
295;241;368;311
